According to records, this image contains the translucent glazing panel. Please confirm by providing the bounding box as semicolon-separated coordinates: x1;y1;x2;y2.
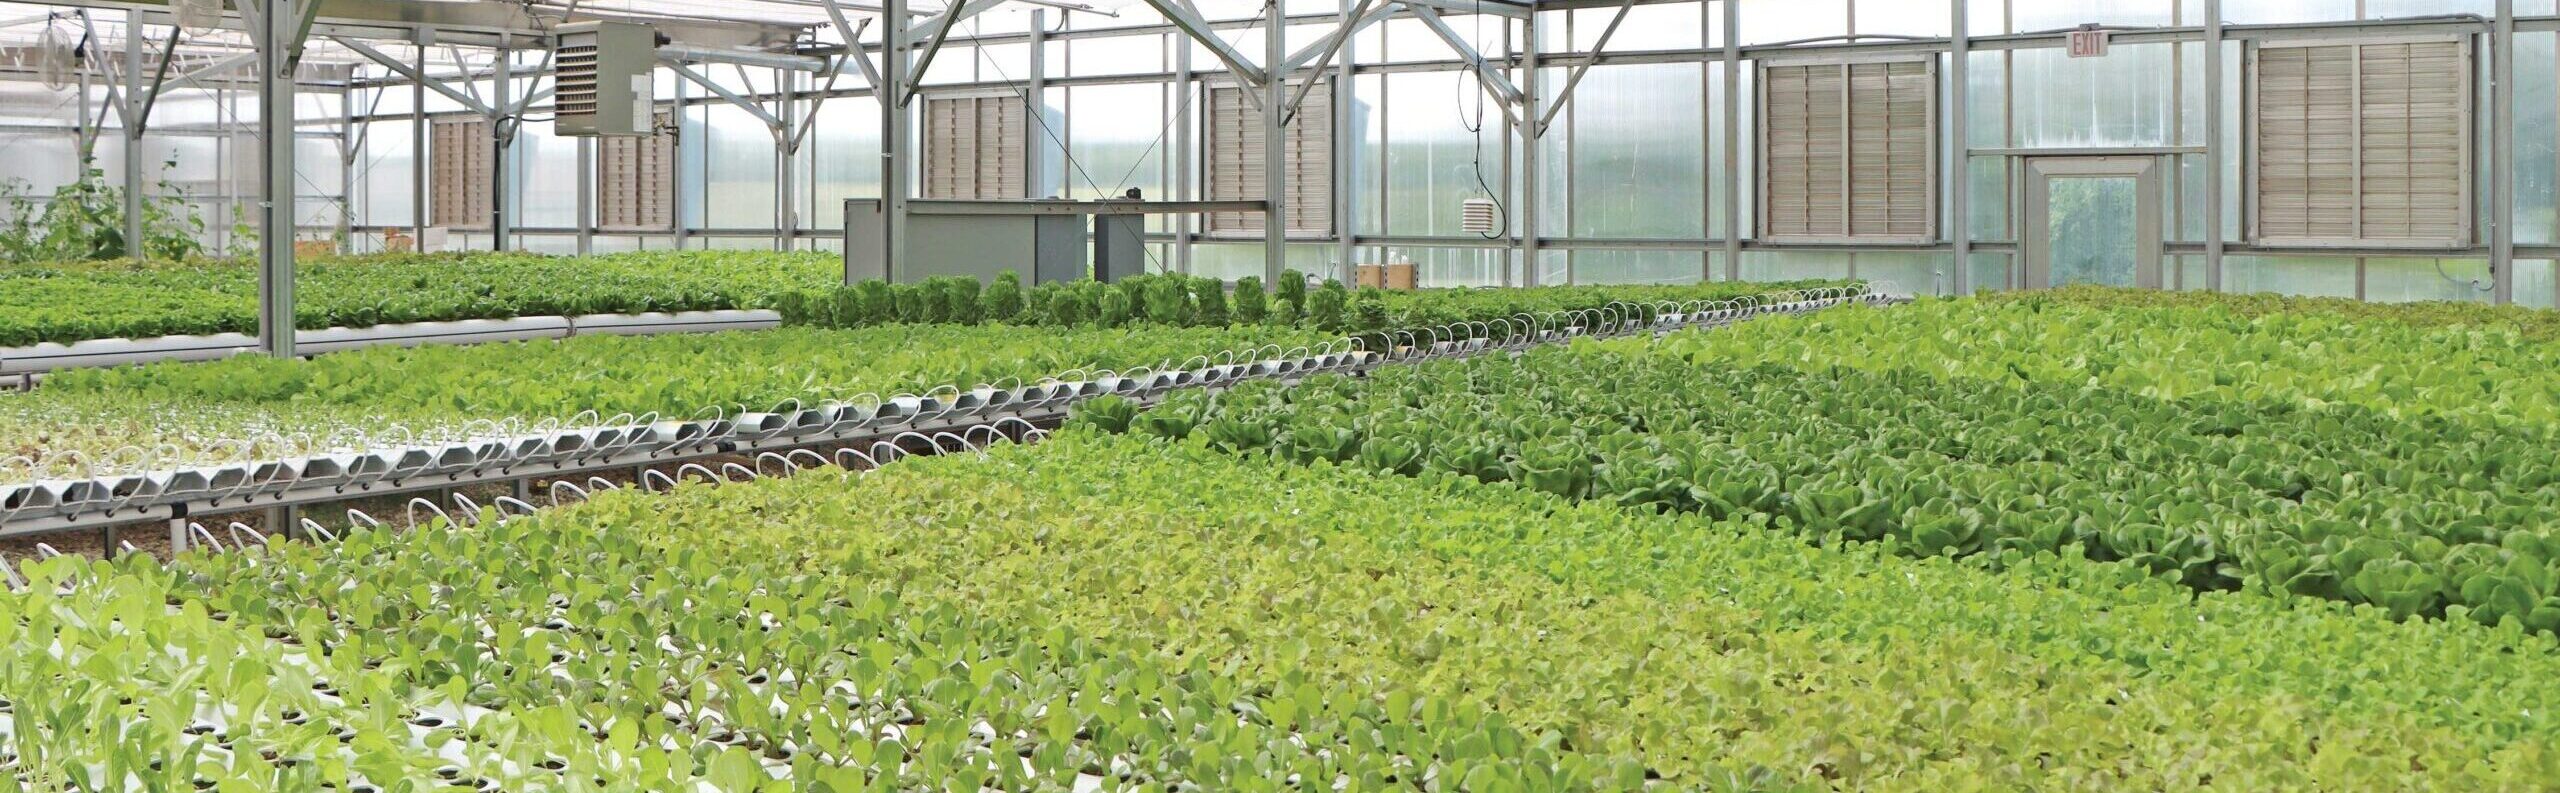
1063;83;1167;201
808;100;882;231
700;104;779;229
1188;242;1336;281
1854;252;1951;295
2221;0;2357;23
358;122;415;226
2045;176;2139;288
1382;69;1489;237
514;121;580;228
2010;43;2178;148
1969;156;2008;241
1067;35;1166;77
2011;0;2174;34
1355;75;1386;236
1739;0;1846;45
2516;259;2557;309
1577;4;1702;50
1568;63;1705;239
2223;255;2358;298
2515;34;2557;246
1739;250;1853;280
1573;249;1702;284
2362;0;2492;19
1853;0;1951;37
1965;51;2005;148
1968;252;2011;293
2367;258;2493;303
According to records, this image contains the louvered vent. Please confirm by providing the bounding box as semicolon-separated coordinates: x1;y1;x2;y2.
1204;80;1332;236
2253;39;2469;248
1759;58;1935;243
922;94;1030;200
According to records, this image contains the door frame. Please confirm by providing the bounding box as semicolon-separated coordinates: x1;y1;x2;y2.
2020;156;2164;290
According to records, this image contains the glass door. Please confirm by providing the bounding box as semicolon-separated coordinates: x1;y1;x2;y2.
2022;157;2163;290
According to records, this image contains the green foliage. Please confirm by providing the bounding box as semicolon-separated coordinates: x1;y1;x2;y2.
1123;295;2560;635
1143;275;1191;325
981;269;1026;321
1;250;842;346
1191;277;1229;326
0;165;209;263
1308;280;1349;331
15;323;1332;467
14;431;2553;788
1274;269;1308;321
1233;276;1268;323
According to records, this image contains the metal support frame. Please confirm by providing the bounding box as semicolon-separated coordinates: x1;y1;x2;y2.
1263;0;1286;283
411;41;425;252
1027;10;1046;199
1721;0;1739;282
1520;10;1540;286
1535;0;1636;136
1283;0;1373;125
1407;2;1524;127
334;37;494;115
2204;0;2225;290
882;0;911;279
258;0;305;357
1947;0;1966;294
492;45;510;250
2493;0;2515;304
124;8;146;263
1139;0;1269;93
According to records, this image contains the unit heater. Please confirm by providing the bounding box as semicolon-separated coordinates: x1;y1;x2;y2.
554;21;661;136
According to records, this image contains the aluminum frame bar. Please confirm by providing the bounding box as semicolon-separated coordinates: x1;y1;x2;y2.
1534;0;1636;135
1405;2;1523;127
333;35;493;115
1137;0;1268;89
664;59;788;130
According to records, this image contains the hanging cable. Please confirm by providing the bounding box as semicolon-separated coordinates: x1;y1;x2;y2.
1455;10;1507;241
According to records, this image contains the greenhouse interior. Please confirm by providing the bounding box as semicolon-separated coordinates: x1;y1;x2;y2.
3;0;2560;788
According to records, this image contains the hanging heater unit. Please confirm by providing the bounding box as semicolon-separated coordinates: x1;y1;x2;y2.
554;21;660;136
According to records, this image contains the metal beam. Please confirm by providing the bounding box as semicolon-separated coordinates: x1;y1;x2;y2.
905;0;1007;106
124;8;145;263
1405;2;1524;128
1285;0;1393;72
658;43;831;72
1519;9;1539;286
1281;0;1373;124
1534;0;1636;135
1137;0;1268;88
332;36;493;115
1720;0;1737;282
1396;0;1529;20
911;0;1009;42
664;60;787;130
880;0;910;283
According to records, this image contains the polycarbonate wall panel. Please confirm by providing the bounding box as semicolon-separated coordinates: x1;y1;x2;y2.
358;122;416;227
696;104;779;230
1574;249;1703;284
515;121;582;229
2009;43;2180;148
1566;63;1706;240
807;100;883;231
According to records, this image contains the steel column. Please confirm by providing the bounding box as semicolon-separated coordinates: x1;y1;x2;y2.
124;8;146;262
883;0;910;274
778;66;796;249
2204;0;2225;290
2493;0;2515;304
1263;0;1286;284
577;135;594;254
1173;32;1193;273
258;0;300;357
1027;10;1046;199
491;46;511;250
1948;0;1967;295
410;42;426;252
1721;0;1738;281
1521;11;1541;286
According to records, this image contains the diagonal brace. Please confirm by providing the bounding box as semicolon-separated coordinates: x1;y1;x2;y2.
665;59;785;131
1535;0;1636;135
1137;0;1268;91
905;0;1010;106
335;36;495;116
1405;2;1522;125
1280;0;1375;125
1286;0;1393;72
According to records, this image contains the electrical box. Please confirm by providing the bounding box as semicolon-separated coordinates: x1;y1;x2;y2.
555;21;660;136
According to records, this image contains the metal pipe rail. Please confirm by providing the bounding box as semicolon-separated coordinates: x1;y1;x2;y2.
0;287;1896;542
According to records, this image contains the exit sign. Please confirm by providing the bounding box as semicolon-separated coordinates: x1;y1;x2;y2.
2068;27;2110;58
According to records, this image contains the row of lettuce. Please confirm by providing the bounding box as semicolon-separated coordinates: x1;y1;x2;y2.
1098;293;2560;635
6;429;2554;789
0;250;1837;347
3;279;1807;475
